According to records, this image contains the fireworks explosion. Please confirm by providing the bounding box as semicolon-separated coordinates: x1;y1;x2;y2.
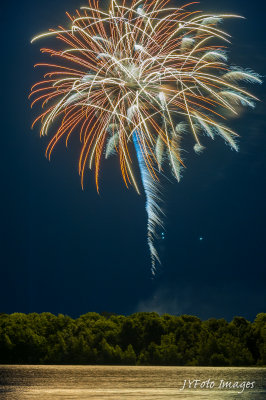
30;0;261;275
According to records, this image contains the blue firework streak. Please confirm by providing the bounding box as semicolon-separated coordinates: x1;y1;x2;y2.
133;131;164;275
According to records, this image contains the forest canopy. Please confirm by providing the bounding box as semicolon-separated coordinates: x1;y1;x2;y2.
0;312;265;366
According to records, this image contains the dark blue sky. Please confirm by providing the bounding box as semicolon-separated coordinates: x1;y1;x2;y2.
1;0;265;320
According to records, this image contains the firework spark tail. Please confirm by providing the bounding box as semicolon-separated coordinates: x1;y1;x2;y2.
133;130;163;276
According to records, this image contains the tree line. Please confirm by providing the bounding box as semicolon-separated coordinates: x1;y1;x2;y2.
0;312;265;366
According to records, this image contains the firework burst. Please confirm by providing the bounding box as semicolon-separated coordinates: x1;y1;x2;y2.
30;0;261;275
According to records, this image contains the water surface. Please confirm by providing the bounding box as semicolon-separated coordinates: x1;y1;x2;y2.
0;365;265;399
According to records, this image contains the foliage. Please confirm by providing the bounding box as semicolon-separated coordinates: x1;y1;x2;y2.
0;312;265;366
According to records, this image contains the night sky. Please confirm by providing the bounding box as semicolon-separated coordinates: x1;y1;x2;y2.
1;0;265;321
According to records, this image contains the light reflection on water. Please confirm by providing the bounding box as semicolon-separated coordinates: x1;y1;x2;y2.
0;365;265;399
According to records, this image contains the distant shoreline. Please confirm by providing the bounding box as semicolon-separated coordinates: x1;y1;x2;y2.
1;312;265;367
1;364;265;367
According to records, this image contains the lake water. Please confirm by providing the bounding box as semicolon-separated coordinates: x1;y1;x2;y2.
0;365;265;399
